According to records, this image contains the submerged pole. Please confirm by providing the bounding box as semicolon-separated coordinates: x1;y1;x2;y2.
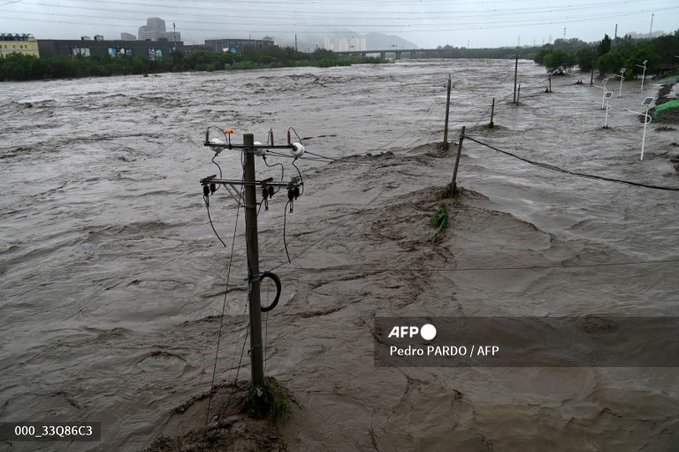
489;97;495;128
517;83;521;104
513;52;519;103
443;75;452;150
640;108;650;160
449;126;466;196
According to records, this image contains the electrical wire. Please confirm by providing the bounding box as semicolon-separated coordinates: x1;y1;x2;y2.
203;198;228;248
283;200;292;263
291;158;304;196
211;154;223;178
271;187;388;272
464;135;679;191
262;156;285;194
201;164;245;449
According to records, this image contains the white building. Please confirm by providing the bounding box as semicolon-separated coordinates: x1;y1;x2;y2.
336;37;349;52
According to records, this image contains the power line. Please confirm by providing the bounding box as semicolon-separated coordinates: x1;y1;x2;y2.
202;167;246;446
4;5;676;33
463;135;679;192
269;187;388;272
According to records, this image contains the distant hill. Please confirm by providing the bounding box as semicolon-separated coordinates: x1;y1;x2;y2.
363;33;418;50
271;31;418;52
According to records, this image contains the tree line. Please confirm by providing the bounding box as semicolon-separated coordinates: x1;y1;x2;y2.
533;30;679;78
0;46;385;81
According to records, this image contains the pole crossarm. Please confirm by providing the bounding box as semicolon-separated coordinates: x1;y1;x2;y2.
200;176;298;188
204;143;296;150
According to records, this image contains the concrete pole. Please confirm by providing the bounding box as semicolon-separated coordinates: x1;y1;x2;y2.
243;133;264;387
450;126;466;196
443;75;451;150
489;97;495;128
513;52;519;103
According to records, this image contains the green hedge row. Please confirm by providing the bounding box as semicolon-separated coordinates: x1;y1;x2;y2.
0;47;386;81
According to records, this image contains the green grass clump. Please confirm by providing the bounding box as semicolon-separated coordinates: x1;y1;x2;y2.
431;203;449;240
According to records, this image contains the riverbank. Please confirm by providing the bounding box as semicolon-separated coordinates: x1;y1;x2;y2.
0;48;386;82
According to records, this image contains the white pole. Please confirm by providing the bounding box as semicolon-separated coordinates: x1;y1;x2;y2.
636;60;647;92
617;68;626;98
640;107;650;160
603;92;613;129
604;98;610;128
601;78;609;110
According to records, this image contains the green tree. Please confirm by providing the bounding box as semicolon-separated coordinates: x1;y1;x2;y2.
597;34;612;56
576;46;597;72
543;50;576;71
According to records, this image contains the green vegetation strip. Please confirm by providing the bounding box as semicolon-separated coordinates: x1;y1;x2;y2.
654;100;679;118
0;47;386;81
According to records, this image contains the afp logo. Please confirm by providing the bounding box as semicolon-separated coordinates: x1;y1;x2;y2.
388;323;437;340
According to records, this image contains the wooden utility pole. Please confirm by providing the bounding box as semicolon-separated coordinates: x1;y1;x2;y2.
513;52;519;104
449;126;466;196
443;75;452;150
243;133;265;387
489;98;495;128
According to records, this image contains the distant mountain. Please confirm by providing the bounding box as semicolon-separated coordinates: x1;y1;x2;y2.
272;31;418;52
363;33;418;50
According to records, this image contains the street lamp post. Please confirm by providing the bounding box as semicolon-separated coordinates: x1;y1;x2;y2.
636;59;648;92
601;77;609;110
614;68;626;98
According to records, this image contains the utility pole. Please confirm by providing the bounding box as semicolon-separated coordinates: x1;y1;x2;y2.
201;132;302;392
448;126;466;196
243;133;265;387
294;34;298;52
443;75;451;150
489;97;495;128
513;52;519;104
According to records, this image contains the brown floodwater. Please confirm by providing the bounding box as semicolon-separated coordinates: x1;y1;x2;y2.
1;59;678;450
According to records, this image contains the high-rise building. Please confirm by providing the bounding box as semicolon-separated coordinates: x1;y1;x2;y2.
162;31;181;43
120;32;136;41
336;38;349;52
322;37;334;51
359;37;367;51
138;17;166;41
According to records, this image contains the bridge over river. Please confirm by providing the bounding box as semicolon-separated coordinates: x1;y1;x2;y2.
335;48;449;60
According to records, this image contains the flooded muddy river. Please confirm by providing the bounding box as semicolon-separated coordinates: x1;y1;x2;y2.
1;59;678;450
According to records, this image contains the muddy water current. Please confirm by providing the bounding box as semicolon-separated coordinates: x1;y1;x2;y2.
1;59;678;450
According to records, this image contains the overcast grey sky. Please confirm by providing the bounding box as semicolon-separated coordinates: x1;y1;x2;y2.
1;0;677;48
